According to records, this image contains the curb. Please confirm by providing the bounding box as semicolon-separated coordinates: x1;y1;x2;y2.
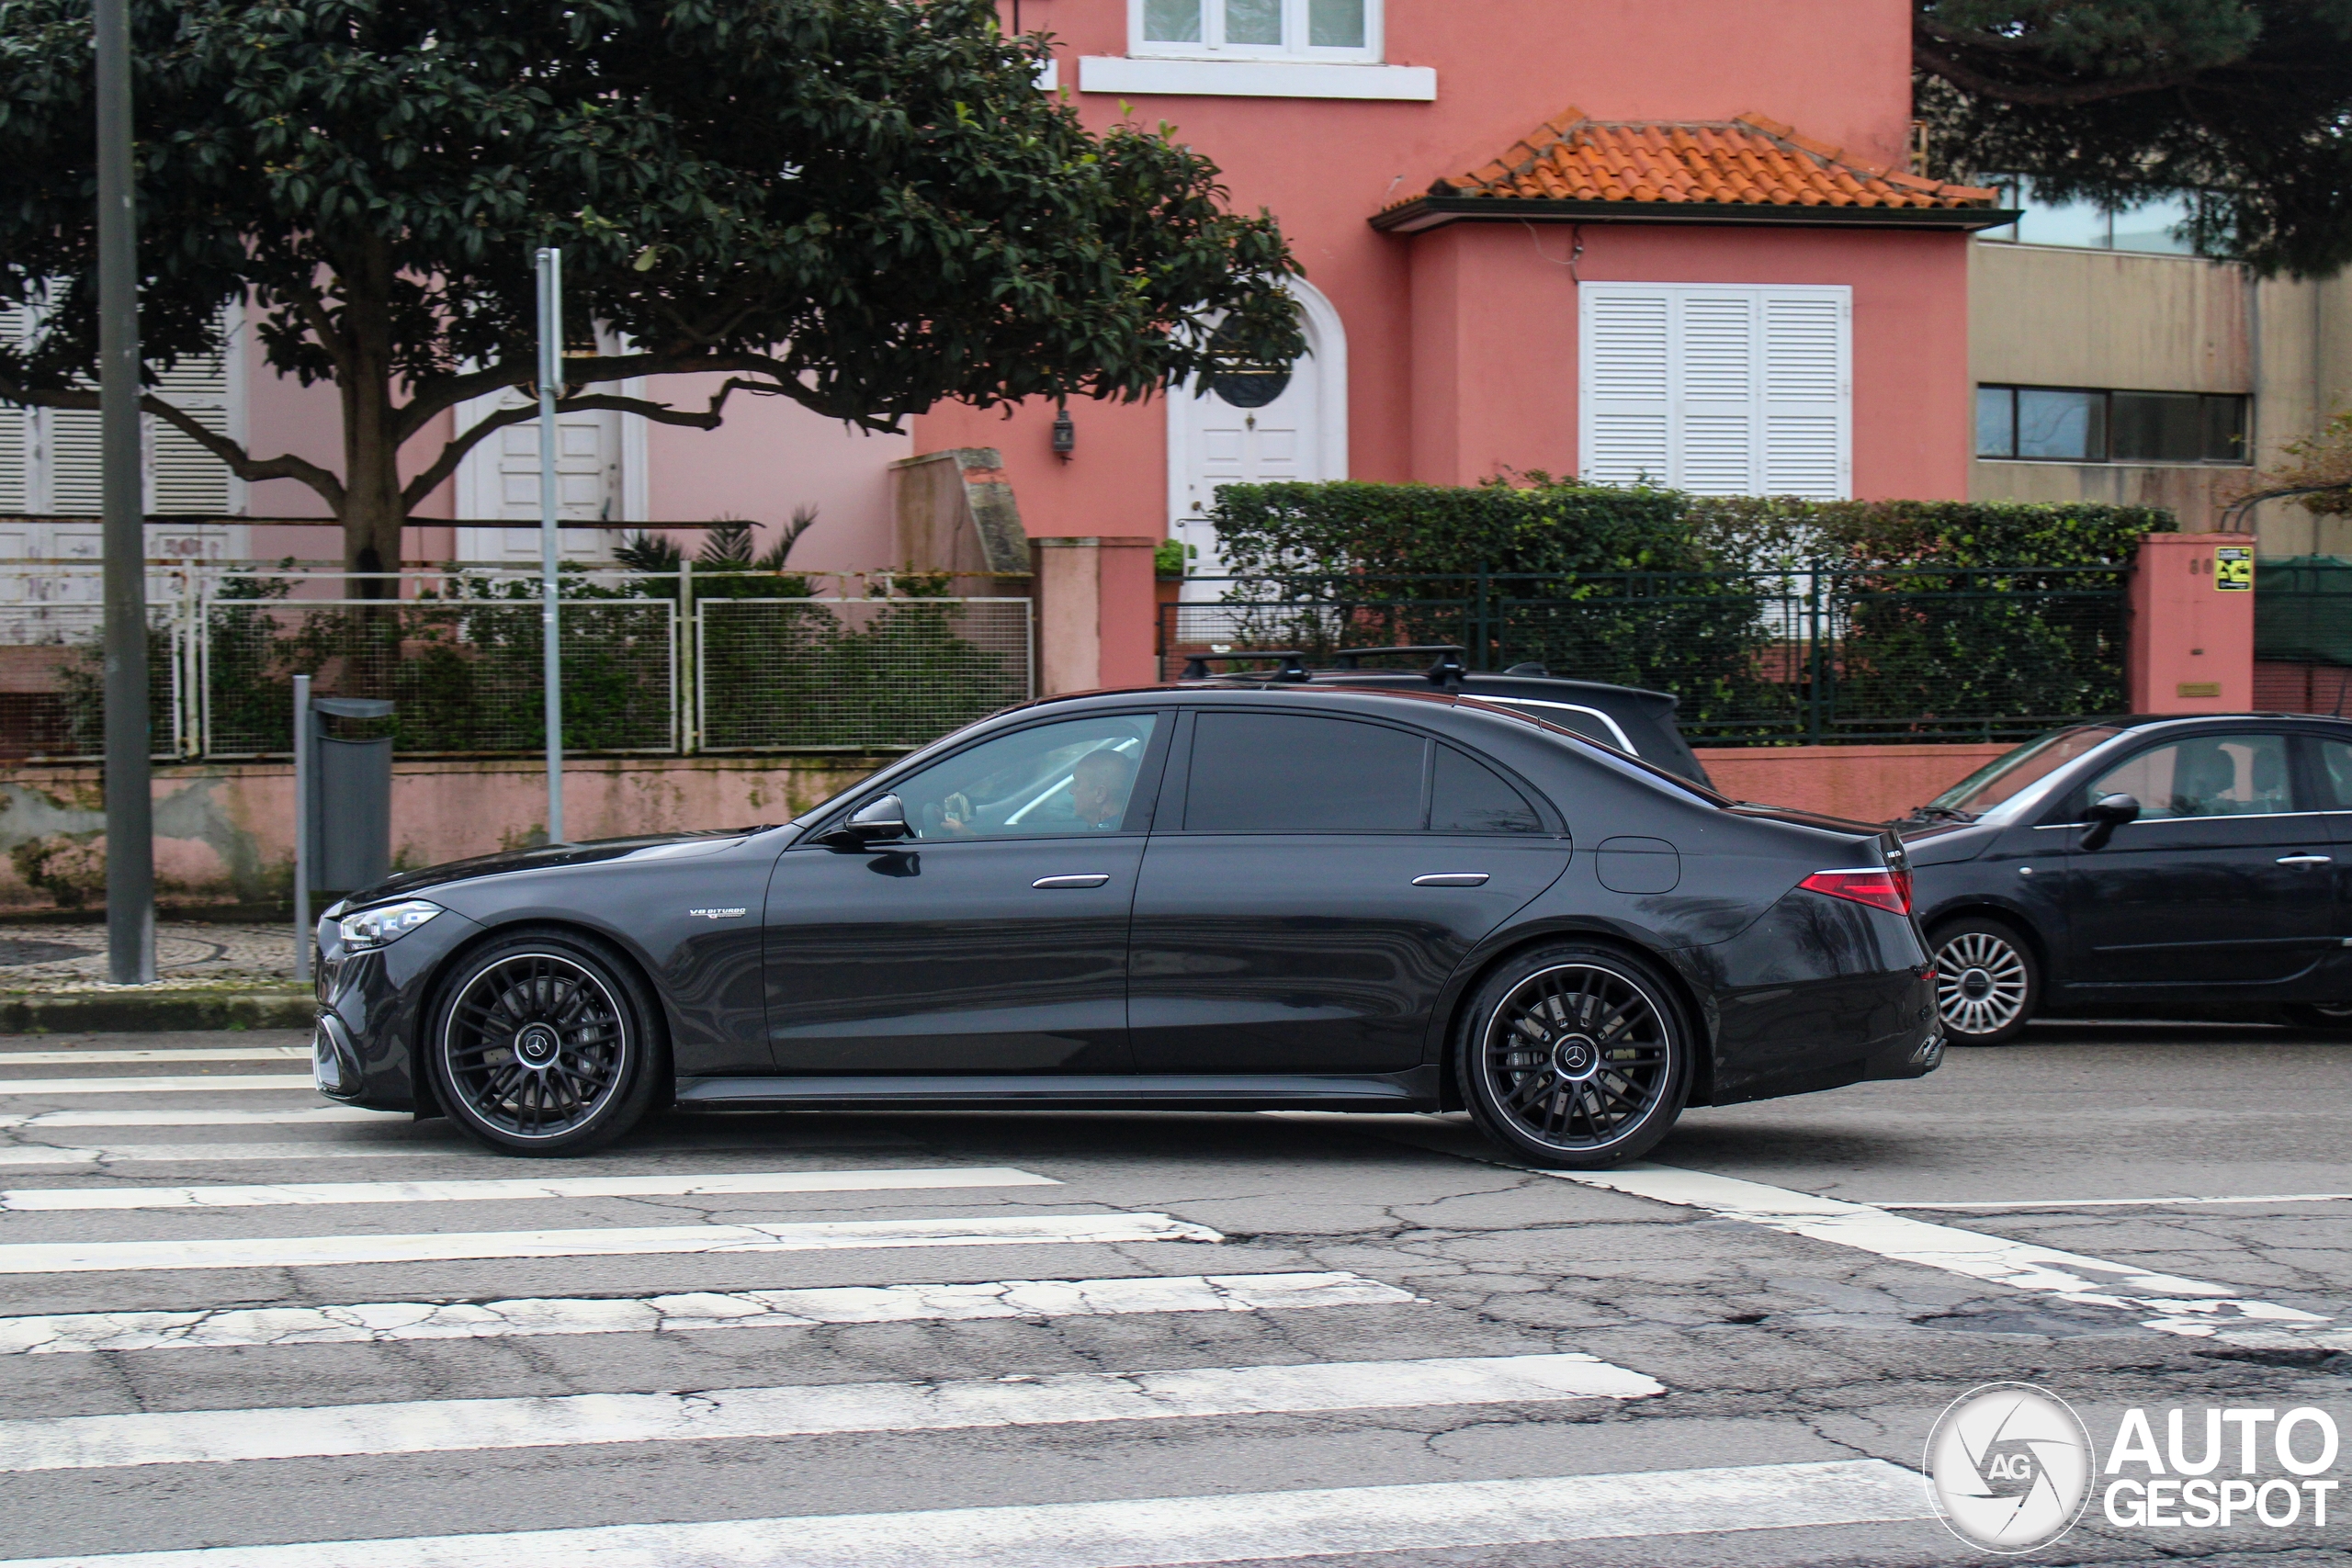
0;991;318;1033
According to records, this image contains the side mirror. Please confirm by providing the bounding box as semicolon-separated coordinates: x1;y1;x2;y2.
2079;792;2140;852
820;794;910;851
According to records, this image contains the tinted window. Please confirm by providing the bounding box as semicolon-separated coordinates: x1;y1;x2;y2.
2318;739;2352;809
2087;734;2294;820
1186;713;1425;832
1430;745;1543;834
893;716;1158;840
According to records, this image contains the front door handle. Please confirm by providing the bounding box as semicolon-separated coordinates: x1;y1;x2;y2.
1033;874;1112;889
2278;854;2335;867
1412;873;1491;887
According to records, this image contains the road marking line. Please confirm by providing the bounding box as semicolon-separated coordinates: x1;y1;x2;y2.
1880;1192;2352;1211
0;1270;1419;1356
0;1459;1930;1567
1554;1163;2338;1343
0;1212;1222;1274
0;1048;309;1066
0;1144;461;1168
0;1108;399;1129
0;1076;318;1095
0;1167;1057;1212
0;1352;1662;1471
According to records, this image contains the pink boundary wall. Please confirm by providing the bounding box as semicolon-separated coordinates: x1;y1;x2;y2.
1694;743;2009;825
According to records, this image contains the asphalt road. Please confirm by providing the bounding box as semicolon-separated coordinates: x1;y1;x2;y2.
0;1021;2346;1567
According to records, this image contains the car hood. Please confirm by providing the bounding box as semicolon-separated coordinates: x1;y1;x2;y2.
339;827;784;909
1894;818;1997;866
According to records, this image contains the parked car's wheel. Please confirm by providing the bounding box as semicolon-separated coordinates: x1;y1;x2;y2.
1930;917;2039;1046
1458;944;1691;1169
428;929;664;1156
2284;1001;2352;1031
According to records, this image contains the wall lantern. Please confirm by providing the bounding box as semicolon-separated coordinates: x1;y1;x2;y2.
1051;406;1076;460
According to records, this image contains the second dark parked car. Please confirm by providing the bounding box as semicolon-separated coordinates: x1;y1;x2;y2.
1904;713;2352;1043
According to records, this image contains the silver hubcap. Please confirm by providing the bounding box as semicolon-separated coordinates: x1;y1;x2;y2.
1935;931;2029;1036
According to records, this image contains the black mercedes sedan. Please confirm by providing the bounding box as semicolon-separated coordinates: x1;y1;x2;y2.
311;682;1939;1168
1904;713;2352;1044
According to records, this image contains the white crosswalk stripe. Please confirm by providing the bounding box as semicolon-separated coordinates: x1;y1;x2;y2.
0;1143;459;1167
0;1047;309;1066
0;1353;1662;1471
0;1461;1933;1568
0;1107;401;1128
0;1167;1058;1211
0;1271;1419;1355
0;1075;318;1095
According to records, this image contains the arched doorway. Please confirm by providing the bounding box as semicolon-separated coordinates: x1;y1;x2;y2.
1167;278;1347;601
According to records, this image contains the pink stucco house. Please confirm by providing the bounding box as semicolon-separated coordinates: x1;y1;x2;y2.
5;1;2001;682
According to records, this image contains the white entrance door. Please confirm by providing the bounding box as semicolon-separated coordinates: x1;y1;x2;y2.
453;387;623;564
1169;283;1345;600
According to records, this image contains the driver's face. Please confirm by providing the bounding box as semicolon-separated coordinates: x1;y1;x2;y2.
1071;769;1117;825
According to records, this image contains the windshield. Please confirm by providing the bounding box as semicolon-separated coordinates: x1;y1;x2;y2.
1925;725;2123;816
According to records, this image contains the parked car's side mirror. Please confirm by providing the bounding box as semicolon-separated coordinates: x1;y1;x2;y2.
2079;792;2141;852
821;794;910;851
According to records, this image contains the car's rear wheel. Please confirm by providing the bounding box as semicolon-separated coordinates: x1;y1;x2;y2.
429;930;663;1156
1458;944;1690;1169
1930;917;2038;1046
2285;1001;2352;1031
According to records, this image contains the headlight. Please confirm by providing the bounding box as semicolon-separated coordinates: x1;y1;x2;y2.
337;899;443;950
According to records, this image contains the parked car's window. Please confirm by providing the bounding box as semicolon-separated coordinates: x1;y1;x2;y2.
2087;734;2294;819
893;716;1159;840
1929;724;2122;814
2318;739;2352;809
1186;713;1424;832
1430;744;1544;834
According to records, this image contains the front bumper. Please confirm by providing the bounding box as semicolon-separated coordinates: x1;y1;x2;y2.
312;905;484;1112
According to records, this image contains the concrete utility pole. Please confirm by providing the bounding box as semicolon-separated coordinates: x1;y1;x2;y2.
535;246;566;846
96;0;154;984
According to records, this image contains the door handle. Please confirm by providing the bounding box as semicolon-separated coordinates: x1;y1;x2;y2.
1033;874;1112;889
1411;873;1491;887
2277;854;2335;866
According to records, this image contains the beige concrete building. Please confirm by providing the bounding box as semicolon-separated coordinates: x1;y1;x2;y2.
1969;209;2352;555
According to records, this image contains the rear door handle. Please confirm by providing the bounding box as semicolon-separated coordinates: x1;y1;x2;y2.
1412;874;1491;887
2278;854;2335;866
1033;874;1112;889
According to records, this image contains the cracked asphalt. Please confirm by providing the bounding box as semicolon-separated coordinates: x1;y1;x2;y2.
0;1019;2346;1565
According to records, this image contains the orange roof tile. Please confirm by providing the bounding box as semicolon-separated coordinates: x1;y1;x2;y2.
1416;107;1998;213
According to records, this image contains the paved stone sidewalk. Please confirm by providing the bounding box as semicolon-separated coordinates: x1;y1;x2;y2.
0;923;297;990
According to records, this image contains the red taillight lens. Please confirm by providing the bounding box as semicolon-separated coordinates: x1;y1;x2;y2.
1798;867;1911;916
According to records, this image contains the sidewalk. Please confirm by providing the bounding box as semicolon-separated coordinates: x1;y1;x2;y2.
0;922;314;1031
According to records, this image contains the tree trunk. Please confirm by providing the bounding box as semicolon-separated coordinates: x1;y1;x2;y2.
338;238;405;599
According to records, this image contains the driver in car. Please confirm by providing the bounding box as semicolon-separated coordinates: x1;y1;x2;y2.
1069;748;1136;831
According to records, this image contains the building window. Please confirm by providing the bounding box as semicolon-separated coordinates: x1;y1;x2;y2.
1579;283;1851;500
1978;177;2204;256
1133;0;1379;61
1975;385;2248;464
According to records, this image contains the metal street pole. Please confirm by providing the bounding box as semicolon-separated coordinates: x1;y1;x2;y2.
291;674;311;985
535;247;565;845
96;0;153;983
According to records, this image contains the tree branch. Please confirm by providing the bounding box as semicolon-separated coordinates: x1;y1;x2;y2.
0;378;346;512
1914;39;2206;107
395;347;903;446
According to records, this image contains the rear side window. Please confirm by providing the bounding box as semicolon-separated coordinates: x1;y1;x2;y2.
2317;739;2352;809
1186;713;1425;832
1430;745;1544;834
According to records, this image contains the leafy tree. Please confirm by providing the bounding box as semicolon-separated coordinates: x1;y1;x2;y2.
0;0;1302;581
1915;2;2352;275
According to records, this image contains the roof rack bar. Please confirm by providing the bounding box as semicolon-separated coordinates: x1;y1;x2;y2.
1329;645;1467;670
1180;649;1311;682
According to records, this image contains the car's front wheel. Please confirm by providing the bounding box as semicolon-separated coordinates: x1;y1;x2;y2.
428;929;664;1156
1458;944;1691;1169
2285;1001;2352;1032
1929;917;2039;1046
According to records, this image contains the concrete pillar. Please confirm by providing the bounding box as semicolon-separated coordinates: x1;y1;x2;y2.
1030;536;1159;695
2127;531;2256;713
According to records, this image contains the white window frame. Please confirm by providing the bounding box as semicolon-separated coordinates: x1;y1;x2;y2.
1577;282;1852;502
1129;0;1382;62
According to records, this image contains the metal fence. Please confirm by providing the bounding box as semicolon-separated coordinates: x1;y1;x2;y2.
0;565;1033;761
2254;556;2352;668
1159;568;2132;746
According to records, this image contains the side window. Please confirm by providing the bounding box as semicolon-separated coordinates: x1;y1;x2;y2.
2086;734;2294;820
1186;713;1425;832
2318;739;2352;809
1430;745;1544;834
891;716;1159;840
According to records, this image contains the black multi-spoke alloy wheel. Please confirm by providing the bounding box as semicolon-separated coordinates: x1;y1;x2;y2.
1458;944;1691;1168
1928;917;2039;1046
2285;1002;2352;1032
429;930;663;1156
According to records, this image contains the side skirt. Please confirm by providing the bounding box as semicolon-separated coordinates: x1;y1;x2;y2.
673;1068;1443;1114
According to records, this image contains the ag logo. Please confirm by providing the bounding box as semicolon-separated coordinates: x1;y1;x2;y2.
1925;1382;2094;1553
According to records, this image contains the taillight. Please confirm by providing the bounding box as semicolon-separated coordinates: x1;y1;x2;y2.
1798;867;1911;916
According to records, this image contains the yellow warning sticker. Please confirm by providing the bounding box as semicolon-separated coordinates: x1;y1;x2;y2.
2215;546;2253;590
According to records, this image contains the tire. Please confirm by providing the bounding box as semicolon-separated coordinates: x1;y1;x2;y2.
1929;917;2039;1046
2284;1002;2352;1032
1456;943;1692;1169
426;928;666;1156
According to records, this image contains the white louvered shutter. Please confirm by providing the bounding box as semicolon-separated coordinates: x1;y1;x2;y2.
1580;283;1849;500
42;409;104;513
0;304;25;512
146;342;236;513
